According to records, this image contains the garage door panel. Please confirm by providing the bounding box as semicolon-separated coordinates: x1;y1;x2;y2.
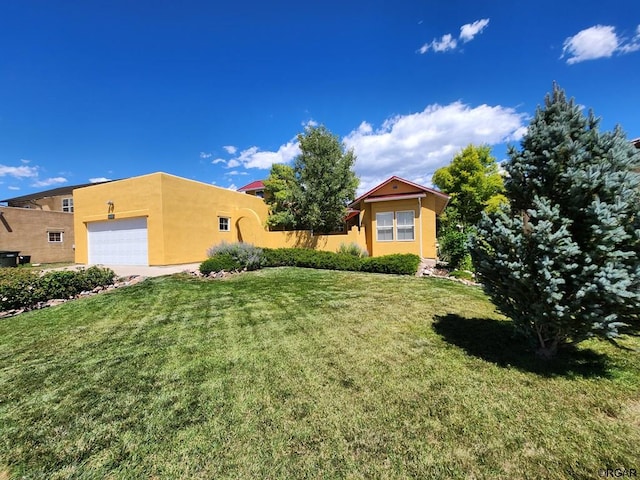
88;218;148;265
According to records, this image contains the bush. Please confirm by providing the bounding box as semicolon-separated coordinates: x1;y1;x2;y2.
360;254;421;275
262;248;420;275
0;266;115;311
200;254;242;276
438;228;473;271
206;242;264;271
0;268;40;311
336;242;369;258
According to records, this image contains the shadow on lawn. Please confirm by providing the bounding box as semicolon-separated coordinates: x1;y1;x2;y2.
433;314;610;378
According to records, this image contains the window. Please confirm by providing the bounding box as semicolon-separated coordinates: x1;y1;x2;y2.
376;212;394;241
62;198;74;213
219;216;230;231
396;211;415;241
48;231;63;243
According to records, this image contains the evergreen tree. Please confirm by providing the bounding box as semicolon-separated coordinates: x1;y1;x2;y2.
470;84;640;358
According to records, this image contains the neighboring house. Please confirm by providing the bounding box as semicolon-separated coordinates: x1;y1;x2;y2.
0;183;95;264
73;172;448;266
237;180;265;198
632;138;640;149
347;176;449;258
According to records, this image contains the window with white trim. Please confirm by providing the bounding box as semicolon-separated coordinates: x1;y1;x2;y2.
62;198;74;212
48;231;63;243
396;211;415;241
376;212;394;241
219;216;230;231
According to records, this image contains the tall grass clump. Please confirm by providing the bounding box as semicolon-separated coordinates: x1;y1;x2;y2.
336;242;369;258
206;242;264;271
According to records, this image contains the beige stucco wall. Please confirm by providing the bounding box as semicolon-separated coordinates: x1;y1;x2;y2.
74;172;270;265
9;195;73;212
0;207;75;263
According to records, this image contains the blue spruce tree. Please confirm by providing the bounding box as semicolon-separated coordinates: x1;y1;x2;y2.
471;84;640;358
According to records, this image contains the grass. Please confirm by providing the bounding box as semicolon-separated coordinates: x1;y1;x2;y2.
0;267;638;479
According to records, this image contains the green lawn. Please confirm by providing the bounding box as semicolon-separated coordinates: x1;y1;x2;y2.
0;268;638;479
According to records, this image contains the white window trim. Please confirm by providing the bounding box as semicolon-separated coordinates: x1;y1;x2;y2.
218;216;231;232
376;212;394;242
48;231;63;243
396;210;415;242
62;197;74;213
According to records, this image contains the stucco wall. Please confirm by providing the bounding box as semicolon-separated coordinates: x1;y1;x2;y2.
262;226;367;253
74;172;270;265
0;207;75;263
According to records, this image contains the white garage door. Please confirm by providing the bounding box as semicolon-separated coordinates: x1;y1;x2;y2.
88;217;149;266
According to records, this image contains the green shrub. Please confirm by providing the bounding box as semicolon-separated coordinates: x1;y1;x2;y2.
336;242;369;258
79;266;116;290
0;268;40;310
0;266;115;311
360;254;421;275
438;228;474;271
207;242;264;271
200;254;242;276
262;248;420;275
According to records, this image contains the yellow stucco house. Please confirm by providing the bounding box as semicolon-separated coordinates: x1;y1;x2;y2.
73;172;448;266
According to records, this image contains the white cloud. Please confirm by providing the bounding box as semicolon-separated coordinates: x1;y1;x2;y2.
223;145;237;155
419;34;457;54
562;24;640;64
8;186;20;191
199;152;213;159
212;158;226;165
226;183;238;191
225;170;248;176
418;18;489;54
459;18;490;43
229;140;300;170
89;177;111;183
0;164;38;179
343;101;526;194
31;177;67;188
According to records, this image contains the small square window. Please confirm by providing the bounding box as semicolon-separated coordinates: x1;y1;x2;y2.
48;231;63;243
62;198;74;213
219;217;230;231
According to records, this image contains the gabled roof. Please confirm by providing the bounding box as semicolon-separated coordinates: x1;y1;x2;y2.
349;176;449;211
1;180;113;204
237;180;265;192
631;138;640;149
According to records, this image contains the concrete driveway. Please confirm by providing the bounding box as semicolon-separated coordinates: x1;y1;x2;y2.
49;263;201;278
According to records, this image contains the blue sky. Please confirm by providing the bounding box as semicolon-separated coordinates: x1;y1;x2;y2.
1;0;639;198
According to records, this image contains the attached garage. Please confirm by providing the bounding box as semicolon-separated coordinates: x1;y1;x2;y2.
87;217;149;265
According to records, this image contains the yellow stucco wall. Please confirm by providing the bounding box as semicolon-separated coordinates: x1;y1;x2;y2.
73;172;441;266
363;194;436;258
262;226;367;253
74;172;269;265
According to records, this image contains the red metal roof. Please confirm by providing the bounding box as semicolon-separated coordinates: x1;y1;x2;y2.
237;180;265;192
349;176;449;208
344;210;359;222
